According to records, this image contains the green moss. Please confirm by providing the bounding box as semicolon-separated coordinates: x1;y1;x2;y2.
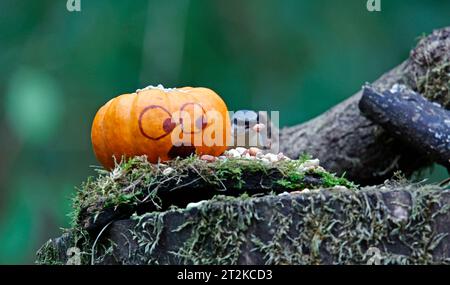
214;160;245;189
35;239;65;265
37;154;368;265
35;228;92;265
265;184;448;265
122;184;450;265
298;153;313;163
37;182;450;265
275;158;306;189
173;195;260;265
316;171;356;189
275;158;356;190
41;154;353;265
70;155;353;229
408;29;450;108
414;62;450;108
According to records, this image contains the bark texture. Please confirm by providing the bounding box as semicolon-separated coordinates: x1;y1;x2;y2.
37;185;450;265
79;168;326;235
360;84;450;169
279;27;450;184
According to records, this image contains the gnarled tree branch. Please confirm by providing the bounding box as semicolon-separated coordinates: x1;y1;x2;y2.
279;27;450;184
359;84;450;170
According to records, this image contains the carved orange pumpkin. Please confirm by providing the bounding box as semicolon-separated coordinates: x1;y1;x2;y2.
91;85;231;169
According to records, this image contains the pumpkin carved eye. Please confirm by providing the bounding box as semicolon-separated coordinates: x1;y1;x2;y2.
196;115;208;130
179;103;208;134
163;118;176;133
139;105;175;140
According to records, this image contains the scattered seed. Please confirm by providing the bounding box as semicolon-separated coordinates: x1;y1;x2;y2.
162;167;174;176
200;155;217;162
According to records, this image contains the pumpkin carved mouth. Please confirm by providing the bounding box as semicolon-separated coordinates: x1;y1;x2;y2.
167;145;196;159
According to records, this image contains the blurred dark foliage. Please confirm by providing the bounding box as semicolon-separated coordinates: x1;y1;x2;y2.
0;0;449;264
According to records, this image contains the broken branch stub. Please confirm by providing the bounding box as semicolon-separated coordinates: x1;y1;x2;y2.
359;84;450;170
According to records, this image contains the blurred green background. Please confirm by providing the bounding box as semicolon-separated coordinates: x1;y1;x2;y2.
0;0;449;264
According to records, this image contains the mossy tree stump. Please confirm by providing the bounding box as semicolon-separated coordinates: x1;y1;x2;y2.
36;157;450;265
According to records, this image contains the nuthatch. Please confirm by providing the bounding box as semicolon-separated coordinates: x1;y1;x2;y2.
230;110;279;153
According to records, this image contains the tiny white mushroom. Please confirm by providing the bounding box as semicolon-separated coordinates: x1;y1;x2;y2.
298;159;321;172
163;167;174;176
186;200;207;210
332;185;348;191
